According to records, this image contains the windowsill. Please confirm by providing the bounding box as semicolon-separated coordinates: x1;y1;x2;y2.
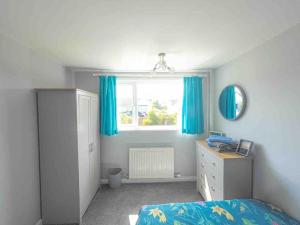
119;126;180;132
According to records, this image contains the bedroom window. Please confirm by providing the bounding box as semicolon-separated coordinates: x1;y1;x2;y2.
117;78;183;130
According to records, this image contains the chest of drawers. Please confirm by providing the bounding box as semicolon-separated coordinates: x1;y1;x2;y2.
196;140;253;201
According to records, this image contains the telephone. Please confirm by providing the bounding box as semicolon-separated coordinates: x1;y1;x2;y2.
218;143;238;153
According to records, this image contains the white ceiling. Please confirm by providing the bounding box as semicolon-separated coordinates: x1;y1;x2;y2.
0;0;299;70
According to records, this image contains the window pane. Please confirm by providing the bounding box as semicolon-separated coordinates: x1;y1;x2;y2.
117;84;133;107
117;84;134;126
137;81;182;127
119;106;133;125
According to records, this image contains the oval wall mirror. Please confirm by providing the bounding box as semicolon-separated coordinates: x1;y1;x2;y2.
218;85;246;120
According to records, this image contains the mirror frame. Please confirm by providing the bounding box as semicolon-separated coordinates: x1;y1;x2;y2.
218;84;247;121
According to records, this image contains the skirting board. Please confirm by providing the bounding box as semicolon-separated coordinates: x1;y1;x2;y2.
100;176;196;184
35;219;43;225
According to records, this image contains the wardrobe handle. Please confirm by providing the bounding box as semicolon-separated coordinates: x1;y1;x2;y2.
89;143;94;153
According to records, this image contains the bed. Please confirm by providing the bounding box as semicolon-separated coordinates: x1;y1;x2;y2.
136;199;300;225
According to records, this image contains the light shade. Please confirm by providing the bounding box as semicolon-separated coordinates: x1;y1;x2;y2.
153;53;174;72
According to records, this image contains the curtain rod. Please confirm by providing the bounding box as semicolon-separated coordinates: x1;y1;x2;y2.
92;71;209;78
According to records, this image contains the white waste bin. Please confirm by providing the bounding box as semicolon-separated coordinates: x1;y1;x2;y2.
108;168;122;188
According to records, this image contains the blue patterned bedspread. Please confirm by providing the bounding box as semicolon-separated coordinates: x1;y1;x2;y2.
136;199;300;225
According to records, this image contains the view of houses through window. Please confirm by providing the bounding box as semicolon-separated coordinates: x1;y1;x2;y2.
117;79;183;130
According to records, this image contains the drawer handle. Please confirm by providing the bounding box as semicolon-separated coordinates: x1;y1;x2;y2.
211;186;215;192
212;162;216;167
212;175;216;179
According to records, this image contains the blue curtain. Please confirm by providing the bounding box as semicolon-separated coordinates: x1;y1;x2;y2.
182;76;204;135
99;76;118;136
219;86;236;119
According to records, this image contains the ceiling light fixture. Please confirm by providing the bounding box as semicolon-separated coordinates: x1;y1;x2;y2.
153;53;174;72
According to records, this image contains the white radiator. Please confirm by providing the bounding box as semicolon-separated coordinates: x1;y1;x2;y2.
129;147;174;179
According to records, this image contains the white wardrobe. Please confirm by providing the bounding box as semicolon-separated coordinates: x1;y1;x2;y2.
37;89;100;225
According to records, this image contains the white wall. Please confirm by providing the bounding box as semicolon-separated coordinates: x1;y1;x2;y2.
74;72;201;178
212;24;300;220
0;33;73;225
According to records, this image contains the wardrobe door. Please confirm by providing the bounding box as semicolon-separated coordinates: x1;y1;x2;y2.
89;95;100;197
77;93;91;217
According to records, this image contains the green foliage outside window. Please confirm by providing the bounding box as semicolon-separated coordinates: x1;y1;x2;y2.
120;100;177;126
120;113;132;124
140;100;177;126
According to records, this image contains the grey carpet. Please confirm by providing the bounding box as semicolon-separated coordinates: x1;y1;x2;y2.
82;182;203;225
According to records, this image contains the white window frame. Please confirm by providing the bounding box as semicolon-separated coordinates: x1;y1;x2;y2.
117;78;183;131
